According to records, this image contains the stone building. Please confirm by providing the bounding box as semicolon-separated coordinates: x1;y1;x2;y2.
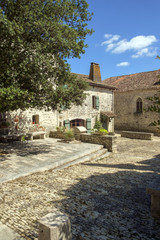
2;63;116;135
103;69;160;134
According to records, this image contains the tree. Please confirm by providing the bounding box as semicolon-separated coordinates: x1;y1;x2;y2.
0;0;93;112
147;94;160;127
146;55;160;128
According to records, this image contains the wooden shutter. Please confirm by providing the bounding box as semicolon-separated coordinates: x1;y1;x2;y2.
96;96;99;109
86;118;91;133
64;120;70;129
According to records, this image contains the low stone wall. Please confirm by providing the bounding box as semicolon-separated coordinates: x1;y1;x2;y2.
121;131;153;140
80;133;117;153
49;131;117;153
49;131;64;139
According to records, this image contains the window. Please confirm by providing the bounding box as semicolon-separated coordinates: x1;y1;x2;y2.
32;115;39;124
136;98;143;113
70;119;85;128
92;96;99;109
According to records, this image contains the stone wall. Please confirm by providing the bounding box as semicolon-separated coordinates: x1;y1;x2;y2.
59;87;114;132
80;133;117;153
49;131;64;139
114;89;159;134
7;86;114;135
49;131;117;153
8;109;58;137
121;131;153;140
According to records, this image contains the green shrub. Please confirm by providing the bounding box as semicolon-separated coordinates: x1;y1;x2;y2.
56;126;66;132
64;129;74;141
99;128;108;135
94;117;102;131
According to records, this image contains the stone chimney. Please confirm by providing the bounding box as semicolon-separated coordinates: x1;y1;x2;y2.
89;62;101;82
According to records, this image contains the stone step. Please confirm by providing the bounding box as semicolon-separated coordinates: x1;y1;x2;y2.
54;147;110;171
0;142;109;183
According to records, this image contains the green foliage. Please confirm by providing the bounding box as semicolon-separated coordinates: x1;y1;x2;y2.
0;121;10;127
64;129;74;141
99;128;108;135
146;94;160;127
94;116;102;131
0;0;93;112
21;135;26;142
56;126;65;132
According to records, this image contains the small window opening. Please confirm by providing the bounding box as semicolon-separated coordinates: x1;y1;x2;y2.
136;98;143;113
32;115;39;124
92;96;96;108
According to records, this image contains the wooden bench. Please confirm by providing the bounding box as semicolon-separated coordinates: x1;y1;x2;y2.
146;188;160;218
28;131;46;140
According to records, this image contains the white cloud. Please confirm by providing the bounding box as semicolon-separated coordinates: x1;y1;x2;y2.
104;34;113;39
113;35;157;54
116;62;130;67
132;47;158;58
101;34;158;58
102;34;120;46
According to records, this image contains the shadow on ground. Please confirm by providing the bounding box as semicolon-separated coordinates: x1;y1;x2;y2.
0;142;53;161
53;156;160;240
82;154;160;174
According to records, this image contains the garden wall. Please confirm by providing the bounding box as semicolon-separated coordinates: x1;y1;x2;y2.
80;133;117;153
121;131;153;140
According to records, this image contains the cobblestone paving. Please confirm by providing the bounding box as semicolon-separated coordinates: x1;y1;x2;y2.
0;135;160;240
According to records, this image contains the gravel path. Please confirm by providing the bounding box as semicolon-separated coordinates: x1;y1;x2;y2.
0;135;160;240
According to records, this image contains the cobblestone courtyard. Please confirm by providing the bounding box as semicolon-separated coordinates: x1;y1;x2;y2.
0;135;160;240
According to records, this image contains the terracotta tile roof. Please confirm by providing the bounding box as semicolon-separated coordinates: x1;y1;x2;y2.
75;73;116;90
103;69;160;92
101;111;117;118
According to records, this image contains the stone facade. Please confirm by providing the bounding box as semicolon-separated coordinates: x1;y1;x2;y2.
58;87;114;133
103;70;160;135
114;89;159;134
4;63;116;136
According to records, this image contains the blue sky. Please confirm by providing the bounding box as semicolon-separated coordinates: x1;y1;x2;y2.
67;0;160;80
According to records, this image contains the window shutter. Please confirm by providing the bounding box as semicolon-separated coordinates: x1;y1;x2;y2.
96;96;99;109
86;118;91;133
64;119;70;129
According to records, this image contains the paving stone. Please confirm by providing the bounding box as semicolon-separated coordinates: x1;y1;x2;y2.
0;135;160;239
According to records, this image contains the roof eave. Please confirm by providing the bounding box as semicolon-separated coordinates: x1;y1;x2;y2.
89;82;117;90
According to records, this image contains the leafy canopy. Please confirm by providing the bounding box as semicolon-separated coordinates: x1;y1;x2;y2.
147;94;160;127
0;0;93;112
146;55;160;127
